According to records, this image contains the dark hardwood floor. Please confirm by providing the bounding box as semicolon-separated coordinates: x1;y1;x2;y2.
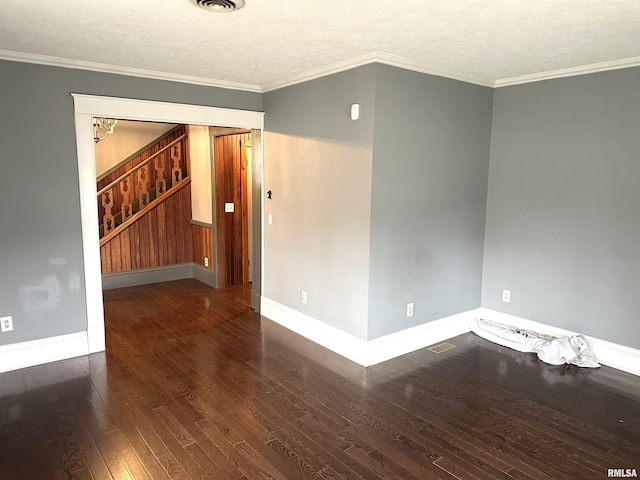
1;279;638;479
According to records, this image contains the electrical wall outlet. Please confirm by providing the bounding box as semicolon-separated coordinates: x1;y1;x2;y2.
406;303;414;317
1;316;13;332
301;291;307;304
204;257;209;267
502;289;511;303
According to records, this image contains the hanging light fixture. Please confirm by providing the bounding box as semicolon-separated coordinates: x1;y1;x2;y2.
93;118;118;143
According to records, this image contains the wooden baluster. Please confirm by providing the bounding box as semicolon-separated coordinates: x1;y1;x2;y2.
120;176;132;221
171;141;182;186
101;188;115;235
138;164;150;209
155;155;166;197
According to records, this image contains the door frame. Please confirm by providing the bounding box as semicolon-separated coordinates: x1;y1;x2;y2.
72;94;264;354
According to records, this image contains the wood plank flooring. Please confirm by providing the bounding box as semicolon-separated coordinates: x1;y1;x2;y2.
1;279;638;479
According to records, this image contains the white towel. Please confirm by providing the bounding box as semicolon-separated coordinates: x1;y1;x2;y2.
470;318;600;368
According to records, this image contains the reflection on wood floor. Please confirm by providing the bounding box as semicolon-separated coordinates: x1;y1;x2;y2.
1;279;639;479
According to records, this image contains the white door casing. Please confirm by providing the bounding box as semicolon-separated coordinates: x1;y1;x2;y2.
72;94;264;353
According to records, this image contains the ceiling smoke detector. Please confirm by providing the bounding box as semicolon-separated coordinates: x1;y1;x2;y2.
191;0;245;12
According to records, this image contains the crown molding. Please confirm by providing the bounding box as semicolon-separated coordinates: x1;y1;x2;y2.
495;56;640;87
374;52;495;87
0;49;262;93
3;48;639;93
260;52;379;92
261;51;495;92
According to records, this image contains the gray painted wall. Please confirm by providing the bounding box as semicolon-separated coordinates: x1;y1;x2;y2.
3;57;638;355
367;64;494;339
263;65;376;339
0;60;262;346
482;67;640;348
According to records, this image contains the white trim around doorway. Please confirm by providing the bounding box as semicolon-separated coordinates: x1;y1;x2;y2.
72;94;264;356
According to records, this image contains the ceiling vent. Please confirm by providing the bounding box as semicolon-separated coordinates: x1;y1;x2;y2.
191;0;245;12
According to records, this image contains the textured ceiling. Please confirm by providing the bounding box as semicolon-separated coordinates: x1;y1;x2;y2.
1;0;639;91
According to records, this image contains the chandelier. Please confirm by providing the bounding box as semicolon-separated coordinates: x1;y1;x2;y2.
93;118;118;143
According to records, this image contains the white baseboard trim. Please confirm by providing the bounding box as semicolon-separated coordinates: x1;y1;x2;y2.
259;299;640;375
260;297;480;367
4;303;634;377
261;297;370;365
366;308;481;366
478;308;640;376
87;326;106;353
0;332;90;374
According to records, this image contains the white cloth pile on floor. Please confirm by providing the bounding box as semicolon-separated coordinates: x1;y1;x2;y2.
470;318;600;368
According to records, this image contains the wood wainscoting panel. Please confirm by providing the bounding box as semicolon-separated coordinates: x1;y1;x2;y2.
100;182;193;274
192;223;213;270
150;203;165;266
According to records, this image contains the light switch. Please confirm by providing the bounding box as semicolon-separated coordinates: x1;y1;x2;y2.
268;213;273;225
225;203;234;213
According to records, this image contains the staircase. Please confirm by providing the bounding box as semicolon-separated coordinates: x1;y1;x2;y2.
97;126;189;244
97;126;198;275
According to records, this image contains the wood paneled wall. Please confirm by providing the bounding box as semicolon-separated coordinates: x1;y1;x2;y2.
215;133;250;287
100;182;193;273
191;223;213;270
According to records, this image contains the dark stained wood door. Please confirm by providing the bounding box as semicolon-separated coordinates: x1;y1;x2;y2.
215;133;250;287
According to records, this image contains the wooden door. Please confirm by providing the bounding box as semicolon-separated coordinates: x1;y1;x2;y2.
214;133;250;287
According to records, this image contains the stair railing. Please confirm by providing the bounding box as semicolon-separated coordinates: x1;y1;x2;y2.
97;133;188;243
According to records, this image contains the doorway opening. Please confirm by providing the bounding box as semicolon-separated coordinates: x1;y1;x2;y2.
73;94;264;354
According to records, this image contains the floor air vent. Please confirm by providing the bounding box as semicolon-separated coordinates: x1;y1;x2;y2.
427;342;456;354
